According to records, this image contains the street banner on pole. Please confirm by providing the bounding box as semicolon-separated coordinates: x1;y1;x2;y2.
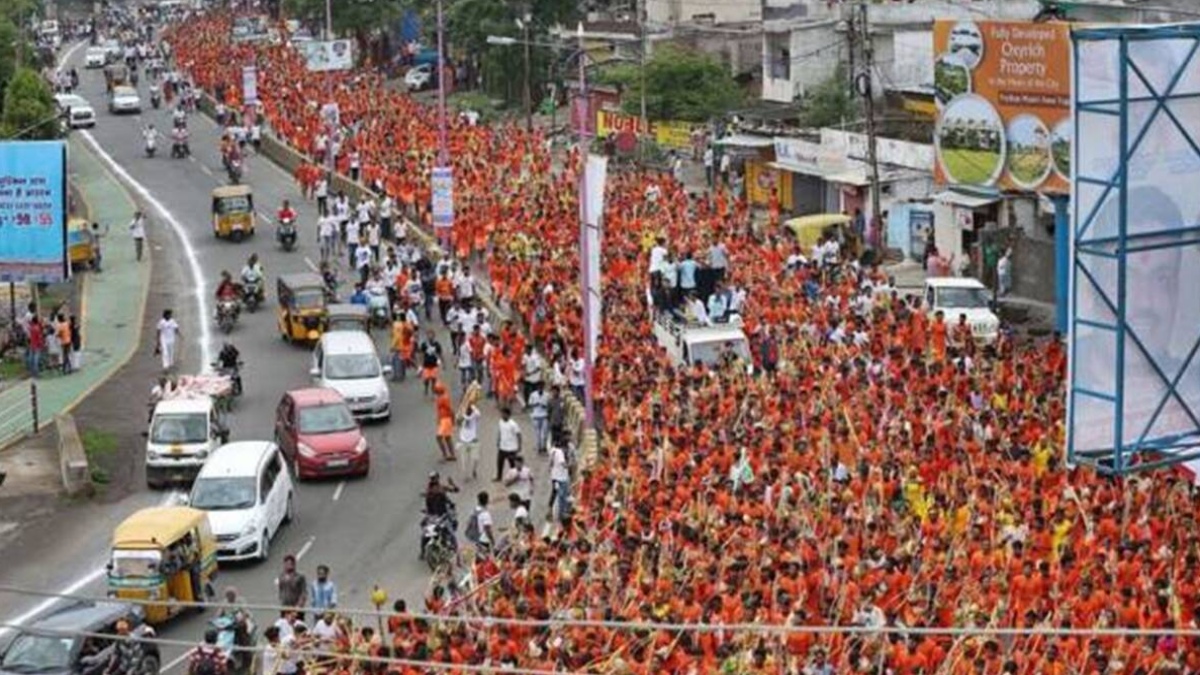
432;167;454;231
0;141;69;283
583;154;607;362
297;39;354;72
241;65;258;105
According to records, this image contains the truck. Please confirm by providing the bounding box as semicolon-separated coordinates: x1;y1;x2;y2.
920;276;1001;345
652;312;752;369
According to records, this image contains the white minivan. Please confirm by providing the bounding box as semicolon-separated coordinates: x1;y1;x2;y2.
145;397;227;488
310;330;391;421
188;441;295;562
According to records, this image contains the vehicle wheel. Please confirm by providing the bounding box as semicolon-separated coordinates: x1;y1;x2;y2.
258;531;270;562
139;654;160;675
284;493;295;525
146;475;160;490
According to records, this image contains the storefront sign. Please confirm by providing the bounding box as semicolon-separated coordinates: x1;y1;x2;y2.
0;141;68;283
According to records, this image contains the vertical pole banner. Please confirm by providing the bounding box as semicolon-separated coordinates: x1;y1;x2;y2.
431;166;454;231
0;141;69;283
583;154;607;362
242;65;258;105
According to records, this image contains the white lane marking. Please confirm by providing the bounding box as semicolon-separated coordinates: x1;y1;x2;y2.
78;131;215;369
332;481;345;502
0;493;181;638
199;164;213;177
257;211;273;223
303;256;319;272
161;651;190;673
295;536;316;561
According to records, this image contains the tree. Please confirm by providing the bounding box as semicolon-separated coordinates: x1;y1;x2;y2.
1;67;59;140
798;66;858;129
599;45;742;123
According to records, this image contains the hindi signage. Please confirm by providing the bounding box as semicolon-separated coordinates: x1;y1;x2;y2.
431;167;454;230
0;141;69;283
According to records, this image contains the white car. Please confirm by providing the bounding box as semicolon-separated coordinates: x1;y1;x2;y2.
85;46;108;68
188;441;295;562
108;85;141;114
55;94;96;129
923;276;1001;344
404;64;433;91
101;39;123;61
310;330;392;420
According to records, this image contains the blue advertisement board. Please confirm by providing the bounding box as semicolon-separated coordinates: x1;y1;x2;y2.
0;141;69;283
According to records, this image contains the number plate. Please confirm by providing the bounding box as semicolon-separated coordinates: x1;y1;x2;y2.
327;459;349;468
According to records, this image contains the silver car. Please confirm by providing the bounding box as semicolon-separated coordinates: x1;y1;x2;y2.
109;85;141;114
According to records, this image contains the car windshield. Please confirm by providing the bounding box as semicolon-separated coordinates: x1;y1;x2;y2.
298;403;357;434
150;413;208;444
936;286;991;310
191;476;256;510
110;550;161;578
295;290;324;310
324;354;380;380
1;634;75;673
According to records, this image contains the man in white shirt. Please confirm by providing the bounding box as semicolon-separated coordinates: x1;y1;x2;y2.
129;211;147;262
457;403;480;480
520;346;543;406
527;385;549;454
471;491;495;549
494;407;521;482
648;236;668;278
318;215;337;264
378;195;395;240
156;309;180;371
548;440;571;522
502;454;534;509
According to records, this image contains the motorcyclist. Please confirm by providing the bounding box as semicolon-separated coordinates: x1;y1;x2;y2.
239;255;264;302
424;472;458;518
142;123;158;154
215;271;239;301
348;283;369;307
277;200;297;225
173;105;187;128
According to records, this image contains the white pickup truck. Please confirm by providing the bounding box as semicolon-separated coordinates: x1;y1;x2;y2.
920;277;1001;345
652;312;753;368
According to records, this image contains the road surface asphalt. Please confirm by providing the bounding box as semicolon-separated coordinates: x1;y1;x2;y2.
0;45;551;670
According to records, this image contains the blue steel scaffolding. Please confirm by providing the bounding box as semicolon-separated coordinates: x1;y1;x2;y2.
1068;23;1200;475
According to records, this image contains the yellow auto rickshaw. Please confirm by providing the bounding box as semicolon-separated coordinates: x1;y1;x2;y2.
783;213;861;259
107;506;218;625
212;185;256;241
67;217;96;270
277;273;328;343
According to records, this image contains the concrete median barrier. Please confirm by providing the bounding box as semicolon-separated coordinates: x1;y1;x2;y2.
55;413;92;497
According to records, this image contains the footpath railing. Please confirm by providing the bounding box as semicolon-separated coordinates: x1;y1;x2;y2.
0;380;39;451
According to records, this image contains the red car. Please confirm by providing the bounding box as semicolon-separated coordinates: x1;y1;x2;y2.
275;388;370;480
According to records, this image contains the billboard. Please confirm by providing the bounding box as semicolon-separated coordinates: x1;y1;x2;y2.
242;65;258;105
0;141;69;283
593;109;699;151
431;167;453;231
1068;24;1200;470
297;40;353;72
933;20;1071;193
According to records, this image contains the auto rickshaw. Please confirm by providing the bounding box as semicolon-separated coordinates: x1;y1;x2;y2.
325;303;369;333
277;273;328;344
782;213;861;259
107;506;218;625
67;218;96;270
103;63;128;92
212;185;256;241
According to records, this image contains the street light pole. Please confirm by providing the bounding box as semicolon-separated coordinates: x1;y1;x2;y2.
436;0;449;168
522;9;532;132
576;22;595;429
323;0;332;40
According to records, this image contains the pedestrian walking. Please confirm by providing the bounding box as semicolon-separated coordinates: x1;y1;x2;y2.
494;406;521;482
548;438;571;522
309;564;338;611
527;384;549;454
90;222;108;272
502;454;533;510
315;174;329;216
26;316;44;378
56;314;72;375
457;401;480;481
155;309;180;372
129;211;147;262
69;315;82;371
277;554;308;616
433;382;455;461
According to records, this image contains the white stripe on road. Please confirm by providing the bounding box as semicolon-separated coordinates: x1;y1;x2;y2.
160;651;190;673
78;131;215;369
303;256;319;272
295;536;316;561
199;164;213;177
332;481;345;502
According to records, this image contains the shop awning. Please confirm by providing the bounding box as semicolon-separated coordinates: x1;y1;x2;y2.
769;160;835;179
825;170;872;187
933;189;1001;209
715;133;774;148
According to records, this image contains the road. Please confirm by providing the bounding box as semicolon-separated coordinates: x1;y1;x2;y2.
0;45;549;670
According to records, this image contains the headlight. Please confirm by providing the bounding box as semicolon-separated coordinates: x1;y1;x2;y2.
240;522;258;537
298;443;317;458
354;437;368;454
147;450;160;460
196;450;208;460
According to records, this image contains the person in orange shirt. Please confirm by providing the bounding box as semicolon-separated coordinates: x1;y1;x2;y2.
930;309;948;361
433;382;455;461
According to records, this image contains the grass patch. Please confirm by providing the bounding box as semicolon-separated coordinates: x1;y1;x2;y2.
940;148;1001;184
0;358;25;381
82;429;117;485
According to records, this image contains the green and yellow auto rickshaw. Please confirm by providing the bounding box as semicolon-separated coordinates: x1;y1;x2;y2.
212;185;256;241
277;273;328;344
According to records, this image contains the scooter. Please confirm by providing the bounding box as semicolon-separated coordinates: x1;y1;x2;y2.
144;137;156;158
209;614;257;675
150;84;161;109
277;217;297;252
227;157;242;184
215;299;240;334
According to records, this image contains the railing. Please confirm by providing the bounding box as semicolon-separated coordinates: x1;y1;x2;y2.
0;380;39;451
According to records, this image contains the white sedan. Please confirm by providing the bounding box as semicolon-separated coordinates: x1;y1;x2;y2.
84;46;108;68
54;94;96;129
404;64;433;91
108;85;141;114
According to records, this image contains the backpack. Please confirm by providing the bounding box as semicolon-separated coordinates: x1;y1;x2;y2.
464;508;482;544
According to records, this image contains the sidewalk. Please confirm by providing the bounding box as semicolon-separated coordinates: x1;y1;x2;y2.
0;137;150;496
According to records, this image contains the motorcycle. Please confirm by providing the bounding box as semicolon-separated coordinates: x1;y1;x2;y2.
144;137;156;158
209;614;257;675
277;217;297;252
215;299;240;334
367;288;391;329
241;280;263;313
150;85;161;109
171;138;190;159
212;359;244;397
419;507;458;572
227;157;242;184
321;269;339;304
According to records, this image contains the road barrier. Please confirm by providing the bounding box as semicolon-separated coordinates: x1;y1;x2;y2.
0;381;39;451
55;413;92;497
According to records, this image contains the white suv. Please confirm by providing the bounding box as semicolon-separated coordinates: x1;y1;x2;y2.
188;441;295;562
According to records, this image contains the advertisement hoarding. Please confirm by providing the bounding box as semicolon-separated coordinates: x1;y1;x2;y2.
933;20;1071;193
297;40;353;72
431;167;453;231
593;109;699;151
0;141;69;283
242;65;258;105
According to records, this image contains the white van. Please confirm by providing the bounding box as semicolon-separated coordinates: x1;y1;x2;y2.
188;441;295;562
923;277;1000;345
652;313;752;369
310;330;391;421
145;398;227;488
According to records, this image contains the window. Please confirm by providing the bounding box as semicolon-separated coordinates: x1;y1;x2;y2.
1;634;75;672
772;45;791;80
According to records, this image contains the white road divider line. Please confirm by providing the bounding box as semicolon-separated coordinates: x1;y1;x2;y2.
296;536;316;561
303;257;319;272
160;651;191;673
332;481;345;502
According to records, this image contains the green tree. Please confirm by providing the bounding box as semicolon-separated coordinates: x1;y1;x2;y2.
799;66;858;129
600;45;742;123
1;67;59;139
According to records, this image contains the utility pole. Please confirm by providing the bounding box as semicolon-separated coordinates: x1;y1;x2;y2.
523;7;532;131
859;2;882;243
845;7;855;97
638;0;648;134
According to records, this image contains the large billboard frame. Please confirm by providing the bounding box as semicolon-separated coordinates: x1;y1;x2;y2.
1068;23;1200;475
0;140;69;284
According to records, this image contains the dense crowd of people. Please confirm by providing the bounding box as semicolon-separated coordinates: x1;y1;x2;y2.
165;12;1200;675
